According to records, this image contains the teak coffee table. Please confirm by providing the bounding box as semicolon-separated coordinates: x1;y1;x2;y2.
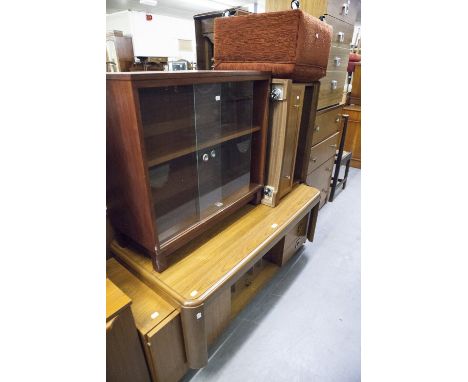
111;184;320;368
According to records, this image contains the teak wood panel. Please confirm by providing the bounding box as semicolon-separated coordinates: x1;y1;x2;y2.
312;104;343;146
263;80;305;207
308;132;339;174
306;156;335;208
107;80;157;254
107;307;152;382
107;259;175;334
205;288;231;346
145;311;188;382
106;279;151;382
106;278;131;321
318;70;347;110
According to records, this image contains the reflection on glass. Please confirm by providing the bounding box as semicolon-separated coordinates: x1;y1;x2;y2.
140;81;254;245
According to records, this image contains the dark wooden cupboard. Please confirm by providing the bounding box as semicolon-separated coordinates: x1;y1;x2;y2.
107;71;270;271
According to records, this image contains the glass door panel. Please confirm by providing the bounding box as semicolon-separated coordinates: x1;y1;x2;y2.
220;81;253;201
139;86;200;244
194;83;223;219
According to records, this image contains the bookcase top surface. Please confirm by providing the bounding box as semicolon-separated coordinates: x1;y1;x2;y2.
111;184;320;306
106;70;271;82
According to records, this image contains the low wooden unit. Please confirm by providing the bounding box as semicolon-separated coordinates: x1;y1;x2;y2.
107;71;270;272
106;279;151;382
107;259;188;382
110;184;320;369
262;79;307;207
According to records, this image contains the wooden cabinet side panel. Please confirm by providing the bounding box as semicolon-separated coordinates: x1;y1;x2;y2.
251;79;271;186
107;80;157;253
264;80;290;204
278;84;305;200
107;308;151;382
205;288;232;346
147;311;189;382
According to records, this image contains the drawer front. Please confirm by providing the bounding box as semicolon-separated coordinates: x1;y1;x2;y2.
284;214;308;251
326;0;360;25
324;15;354;49
312;105;343;146
308;132;339;173
327;46;350;72
318;70;347;110
305;156;335;208
278;84;305;199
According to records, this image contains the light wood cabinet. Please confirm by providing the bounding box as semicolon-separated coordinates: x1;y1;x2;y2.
107;260;188;382
106;279;151;382
262;79;306;207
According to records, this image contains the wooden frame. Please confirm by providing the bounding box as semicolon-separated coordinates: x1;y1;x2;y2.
110;184;320;369
262;79;306;207
107;71;271;272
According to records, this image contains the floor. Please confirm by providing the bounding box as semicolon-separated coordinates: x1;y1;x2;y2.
183;168;361;382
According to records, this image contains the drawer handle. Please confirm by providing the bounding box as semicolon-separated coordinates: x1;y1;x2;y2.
202;153;209;162
334;57;341;66
331;80;338;90
335;116;340;123
337;32;345;43
285;175;291;180
342;3;349;15
314;125;320;132
330;144;337;148
312;157;318;163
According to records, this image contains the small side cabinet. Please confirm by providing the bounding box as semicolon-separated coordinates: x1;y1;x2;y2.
106;279;151;382
262;79;305;207
107;259;189;382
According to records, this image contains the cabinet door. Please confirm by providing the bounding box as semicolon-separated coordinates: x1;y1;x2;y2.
138;85;199;244
194;81;254;218
278;85;304;200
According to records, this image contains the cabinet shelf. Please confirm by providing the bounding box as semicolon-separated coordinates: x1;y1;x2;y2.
146;125;260;168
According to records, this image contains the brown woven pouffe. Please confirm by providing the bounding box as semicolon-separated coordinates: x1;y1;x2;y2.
214;10;332;82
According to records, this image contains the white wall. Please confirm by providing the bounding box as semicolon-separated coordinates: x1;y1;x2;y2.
106;11;196;62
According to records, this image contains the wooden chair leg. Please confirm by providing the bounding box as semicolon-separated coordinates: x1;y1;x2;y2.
343;159;351;190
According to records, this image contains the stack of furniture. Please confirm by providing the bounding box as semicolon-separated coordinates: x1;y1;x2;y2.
266;0;360;208
194;7;250;70
107;7;347;380
106;30;134;72
213;9;332;208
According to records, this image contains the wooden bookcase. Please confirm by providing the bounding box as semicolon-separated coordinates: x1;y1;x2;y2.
107;71;270;272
